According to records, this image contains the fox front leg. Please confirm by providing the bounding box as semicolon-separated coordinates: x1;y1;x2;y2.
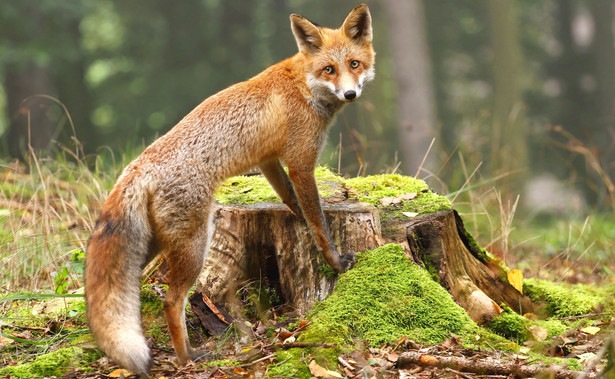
259;159;303;218
287;166;347;273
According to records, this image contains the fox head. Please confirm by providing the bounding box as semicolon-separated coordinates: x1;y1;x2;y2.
290;4;375;104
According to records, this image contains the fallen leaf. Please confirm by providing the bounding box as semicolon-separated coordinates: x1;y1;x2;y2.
507;269;523;294
386;352;399;362
0;334;13;348
529;325;548;341
108;368;133;378
277;328;293;340
581;326;601;335
297;320;310;328
308;360;342;378
513;354;529;360
283;335;296;344
402;212;419;218
399;193;418;200
380;196;402;206
309;360;329;377
233;367;249;376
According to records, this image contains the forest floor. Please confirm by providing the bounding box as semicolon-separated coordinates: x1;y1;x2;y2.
1;241;613;379
0;158;614;378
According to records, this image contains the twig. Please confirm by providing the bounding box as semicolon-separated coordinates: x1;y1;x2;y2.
445;367;474;379
274;342;336;349
559;312;613;321
338;356;355;371
398;351;595;378
240;353;275;367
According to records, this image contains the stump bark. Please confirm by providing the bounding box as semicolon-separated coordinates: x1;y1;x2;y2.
383;209;537;322
196;201;382;313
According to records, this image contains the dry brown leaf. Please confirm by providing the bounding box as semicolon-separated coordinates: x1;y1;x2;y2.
233;367;249;376
529;325;548;341
386;352;399;362
399;193;418;200
108;368;134;378
308;360;342;378
380;196;402;206
0;334;13;348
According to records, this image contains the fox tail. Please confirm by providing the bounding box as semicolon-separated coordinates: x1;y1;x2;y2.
85;194;153;375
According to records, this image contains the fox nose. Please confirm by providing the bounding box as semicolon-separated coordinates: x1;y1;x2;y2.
344;90;357;100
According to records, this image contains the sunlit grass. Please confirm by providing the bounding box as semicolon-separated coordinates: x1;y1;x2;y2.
0;149;123;293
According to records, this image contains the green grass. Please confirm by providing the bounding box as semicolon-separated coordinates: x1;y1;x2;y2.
0;151;124;293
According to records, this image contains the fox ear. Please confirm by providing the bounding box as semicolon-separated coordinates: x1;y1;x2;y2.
290;14;323;54
341;4;372;43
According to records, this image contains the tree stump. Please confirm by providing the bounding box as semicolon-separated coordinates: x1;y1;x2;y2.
382;209;537;323
196;201;382;314
194;200;537;323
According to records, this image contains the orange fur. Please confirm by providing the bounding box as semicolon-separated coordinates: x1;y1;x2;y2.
85;4;375;375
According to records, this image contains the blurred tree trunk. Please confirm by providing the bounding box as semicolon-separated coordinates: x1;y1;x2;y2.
55;18;95;153
383;0;438;178
487;0;527;196
590;0;615;185
5;63;55;158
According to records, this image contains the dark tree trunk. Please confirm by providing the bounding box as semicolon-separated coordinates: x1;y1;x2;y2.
5;63;55;158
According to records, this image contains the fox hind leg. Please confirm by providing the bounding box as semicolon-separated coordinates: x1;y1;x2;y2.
162;212;212;365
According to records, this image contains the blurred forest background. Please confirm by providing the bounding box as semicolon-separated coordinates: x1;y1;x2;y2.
0;0;614;280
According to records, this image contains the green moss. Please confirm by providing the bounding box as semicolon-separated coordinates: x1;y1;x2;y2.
215;174;280;204
488;307;530;342
204;359;240;367
140;285;169;345
527;353;584;372
302;244;477;347
214;166;345;205
140;284;165;315
488;305;570;343
463;228;490;261
267;349;311;378
0;346;102;378
317;264;337;280
214;168;450;220
524;279;615;317
534;319;568;338
345;174;451;220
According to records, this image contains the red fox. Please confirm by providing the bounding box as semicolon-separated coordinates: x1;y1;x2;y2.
85;4;374;375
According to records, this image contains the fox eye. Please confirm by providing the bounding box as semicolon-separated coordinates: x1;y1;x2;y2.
350;60;360;69
324;66;335;75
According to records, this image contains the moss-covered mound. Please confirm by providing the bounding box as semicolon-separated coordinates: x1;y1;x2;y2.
302;244;475;346
524;278;615;318
267;244;513;377
214;167;450;220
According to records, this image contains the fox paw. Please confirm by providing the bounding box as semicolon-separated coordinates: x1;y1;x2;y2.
339;252;357;272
